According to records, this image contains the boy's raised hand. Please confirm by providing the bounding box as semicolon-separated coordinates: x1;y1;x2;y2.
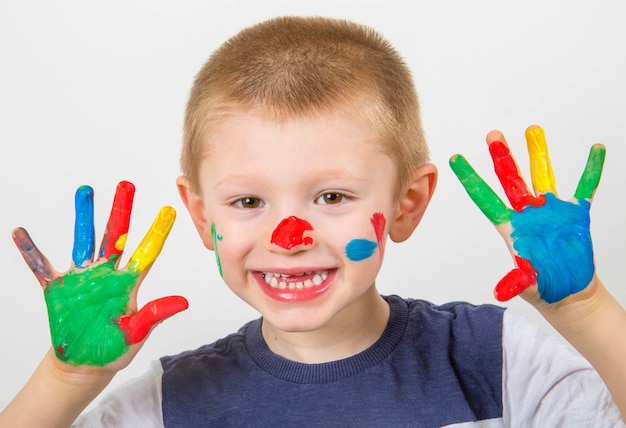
449;125;605;304
12;181;189;367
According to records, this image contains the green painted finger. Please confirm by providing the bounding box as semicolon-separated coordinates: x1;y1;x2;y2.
574;144;606;201
450;154;512;225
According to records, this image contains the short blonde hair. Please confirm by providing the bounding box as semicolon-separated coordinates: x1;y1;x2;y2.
182;16;428;195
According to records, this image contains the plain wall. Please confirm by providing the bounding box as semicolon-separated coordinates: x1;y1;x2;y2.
2;0;626;412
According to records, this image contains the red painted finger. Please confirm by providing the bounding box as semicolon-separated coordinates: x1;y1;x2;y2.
12;227;56;287
489;141;542;212
493;256;537;301
99;181;135;261
118;296;189;344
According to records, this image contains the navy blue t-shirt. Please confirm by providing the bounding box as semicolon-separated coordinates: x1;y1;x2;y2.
160;295;504;427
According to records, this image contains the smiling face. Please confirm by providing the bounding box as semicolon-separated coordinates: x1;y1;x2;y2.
178;108;436;353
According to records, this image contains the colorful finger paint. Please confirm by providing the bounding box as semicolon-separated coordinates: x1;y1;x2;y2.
13;227;54;286
45;261;138;365
127;206;176;273
271;216;314;250
72;186;95;267
450;126;604;303
99;181;135;260
449;154;512;225
489;141;546;212
525;127;557;195
574;145;606;200
510;194;593;303
118;296;189;345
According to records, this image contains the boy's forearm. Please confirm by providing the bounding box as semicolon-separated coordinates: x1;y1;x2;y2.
538;277;626;418
0;348;114;428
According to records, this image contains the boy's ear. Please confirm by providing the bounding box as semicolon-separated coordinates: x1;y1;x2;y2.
176;176;215;251
389;163;438;243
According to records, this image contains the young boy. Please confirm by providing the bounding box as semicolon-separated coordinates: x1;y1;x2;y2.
2;16;626;427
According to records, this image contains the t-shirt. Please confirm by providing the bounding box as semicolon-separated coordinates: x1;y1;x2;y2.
74;295;623;427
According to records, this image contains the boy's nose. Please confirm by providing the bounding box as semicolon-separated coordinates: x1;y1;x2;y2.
271;216;314;251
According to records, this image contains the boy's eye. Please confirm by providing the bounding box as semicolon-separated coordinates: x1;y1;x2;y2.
316;193;344;205
235;197;264;209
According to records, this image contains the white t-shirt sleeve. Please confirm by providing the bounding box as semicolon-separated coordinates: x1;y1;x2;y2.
502;309;624;427
72;360;164;427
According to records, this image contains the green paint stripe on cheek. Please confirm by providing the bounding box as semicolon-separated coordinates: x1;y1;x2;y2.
211;223;223;277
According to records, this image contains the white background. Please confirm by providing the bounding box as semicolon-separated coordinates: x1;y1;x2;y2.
1;0;626;412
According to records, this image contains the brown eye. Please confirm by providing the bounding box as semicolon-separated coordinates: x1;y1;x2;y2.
237;197;263;209
317;193;344;205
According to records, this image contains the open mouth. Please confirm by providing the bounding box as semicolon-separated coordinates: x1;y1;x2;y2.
259;269;334;302
262;270;329;289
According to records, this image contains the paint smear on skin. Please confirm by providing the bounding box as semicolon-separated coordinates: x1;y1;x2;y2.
211;223;223;277
13;227;55;285
371;213;386;256
72;186;95;267
574;145;606;200
271;216;314;250
449;154;512;226
346;239;378;262
127;206;176;274
525;127;558;195
45;261;138;365
510;193;593;303
99;181;135;259
490;141;546;212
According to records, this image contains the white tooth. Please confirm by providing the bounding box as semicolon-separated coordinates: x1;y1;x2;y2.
279;281;287;289
270;277;279;288
295;281;304;289
304;279;313;288
281;273;290;278
313;274;322;285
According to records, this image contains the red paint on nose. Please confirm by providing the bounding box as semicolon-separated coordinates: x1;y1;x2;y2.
271;216;314;250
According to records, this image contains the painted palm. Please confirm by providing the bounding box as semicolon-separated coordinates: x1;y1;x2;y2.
12;181;188;366
449;126;605;303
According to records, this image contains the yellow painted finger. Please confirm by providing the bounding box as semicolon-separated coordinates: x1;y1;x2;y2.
525;126;557;196
128;206;176;273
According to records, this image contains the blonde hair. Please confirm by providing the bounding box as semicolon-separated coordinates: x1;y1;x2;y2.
182;16;428;195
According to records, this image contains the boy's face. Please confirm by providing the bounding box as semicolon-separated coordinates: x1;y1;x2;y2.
181;110;410;334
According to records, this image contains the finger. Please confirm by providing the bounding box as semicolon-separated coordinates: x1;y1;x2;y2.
525;125;558;196
72;185;95;268
12;227;57;287
449;154;512;225
127;206;176;274
486;130;539;212
98;181;135;262
118;296;189;344
574;144;606;201
494;256;537;301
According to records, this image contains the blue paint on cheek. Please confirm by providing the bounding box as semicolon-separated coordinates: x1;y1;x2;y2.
345;239;378;262
72;186;95;267
511;193;593;303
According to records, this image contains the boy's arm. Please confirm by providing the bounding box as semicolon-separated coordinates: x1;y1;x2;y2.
450;125;626;418
0;182;188;427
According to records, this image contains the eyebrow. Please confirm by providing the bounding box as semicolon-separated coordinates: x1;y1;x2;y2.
215;169;368;189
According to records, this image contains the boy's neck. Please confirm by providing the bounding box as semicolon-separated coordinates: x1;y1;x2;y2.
260;288;390;364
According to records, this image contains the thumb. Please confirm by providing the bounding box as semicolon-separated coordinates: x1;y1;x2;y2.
494;256;537;301
118;296;189;344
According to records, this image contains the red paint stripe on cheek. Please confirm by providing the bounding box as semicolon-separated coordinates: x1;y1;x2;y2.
371;213;386;255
